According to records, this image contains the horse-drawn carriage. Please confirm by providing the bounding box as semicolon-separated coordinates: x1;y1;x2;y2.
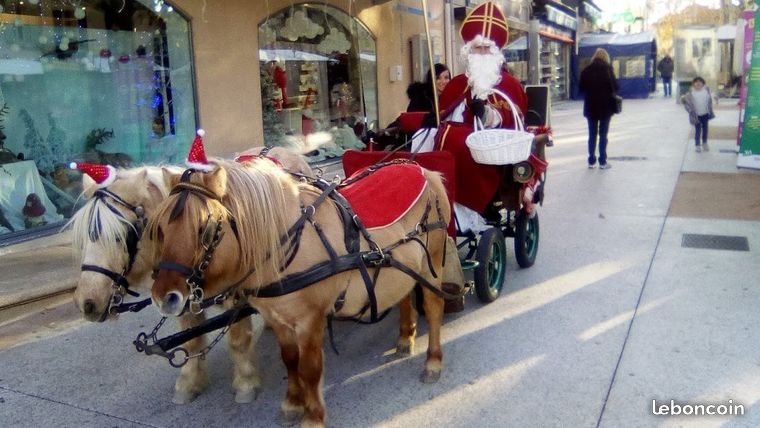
346;90;551;305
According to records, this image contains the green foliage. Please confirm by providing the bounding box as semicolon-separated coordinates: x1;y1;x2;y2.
84;128;115;152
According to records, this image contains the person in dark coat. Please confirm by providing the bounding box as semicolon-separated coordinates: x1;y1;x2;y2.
579;48;618;169
405;63;450;112
657;54;674;97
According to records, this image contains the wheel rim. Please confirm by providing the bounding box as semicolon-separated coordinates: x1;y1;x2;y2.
524;216;538;258
488;240;505;292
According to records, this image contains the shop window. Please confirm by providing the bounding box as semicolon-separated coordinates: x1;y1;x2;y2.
0;0;195;242
612;56;646;79
258;4;377;163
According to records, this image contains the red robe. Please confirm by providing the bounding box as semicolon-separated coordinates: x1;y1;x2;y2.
435;71;528;213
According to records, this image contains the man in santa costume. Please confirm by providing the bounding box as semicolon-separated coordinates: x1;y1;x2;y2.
430;2;528;313
435;1;528;216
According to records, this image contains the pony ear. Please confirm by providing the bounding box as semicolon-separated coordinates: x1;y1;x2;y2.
162;167;182;190
204;166;228;198
82;174;98;198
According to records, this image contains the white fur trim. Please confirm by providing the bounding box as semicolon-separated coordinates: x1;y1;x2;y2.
99;165;117;187
186;161;215;172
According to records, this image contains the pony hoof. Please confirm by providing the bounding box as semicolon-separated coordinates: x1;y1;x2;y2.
172;390;200;404
420;369;441;384
235;387;260;403
396;343;412;356
277;409;302;427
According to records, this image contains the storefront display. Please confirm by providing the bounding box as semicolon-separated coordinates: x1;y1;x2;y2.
0;0;195;242
540;38;569;100
258;4;377;162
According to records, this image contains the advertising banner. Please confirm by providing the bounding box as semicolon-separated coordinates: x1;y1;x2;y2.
737;9;754;145
738;8;760;169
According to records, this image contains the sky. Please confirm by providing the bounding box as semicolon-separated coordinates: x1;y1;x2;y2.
592;0;726;24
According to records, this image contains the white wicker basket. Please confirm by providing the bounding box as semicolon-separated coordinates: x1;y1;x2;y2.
465;89;534;165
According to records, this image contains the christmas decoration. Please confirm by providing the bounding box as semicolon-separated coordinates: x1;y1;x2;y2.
70;162;117;187
20;109;55;176
186;129;215;171
260;68;286;147
22;193;47;229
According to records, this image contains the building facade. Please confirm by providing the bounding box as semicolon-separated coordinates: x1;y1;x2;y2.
1;0;575;247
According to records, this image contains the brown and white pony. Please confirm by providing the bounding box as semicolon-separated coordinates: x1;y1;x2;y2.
147;158;451;427
68;147;310;404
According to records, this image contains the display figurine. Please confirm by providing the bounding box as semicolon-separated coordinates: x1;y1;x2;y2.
22;193;47;229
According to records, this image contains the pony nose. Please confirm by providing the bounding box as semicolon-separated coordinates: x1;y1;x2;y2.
83;299;95;316
160;291;185;316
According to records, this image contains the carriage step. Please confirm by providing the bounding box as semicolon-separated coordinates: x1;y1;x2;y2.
460;260;480;271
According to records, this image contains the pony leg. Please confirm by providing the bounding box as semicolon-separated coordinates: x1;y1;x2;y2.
270;322;305;425
420;287;445;384
224;300;263;403
173;312;209;404
396;293;418;356
296;315;327;428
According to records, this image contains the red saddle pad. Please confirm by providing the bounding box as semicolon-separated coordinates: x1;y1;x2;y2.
342;150;456;236
340;163;427;230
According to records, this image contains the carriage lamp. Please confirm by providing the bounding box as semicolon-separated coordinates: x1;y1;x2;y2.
512;161;534;183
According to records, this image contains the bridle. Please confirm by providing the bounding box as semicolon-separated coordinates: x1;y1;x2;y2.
154;170;235;315
80;188;151;320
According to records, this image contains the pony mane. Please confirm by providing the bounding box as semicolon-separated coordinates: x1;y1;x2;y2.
147;159;297;282
67;165;178;263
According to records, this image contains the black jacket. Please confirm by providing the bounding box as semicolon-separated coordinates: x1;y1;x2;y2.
406;81;434;112
657;57;674;78
579;58;619;119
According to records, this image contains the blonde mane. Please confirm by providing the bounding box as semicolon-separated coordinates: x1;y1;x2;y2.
67;165;177;263
148;159;297;282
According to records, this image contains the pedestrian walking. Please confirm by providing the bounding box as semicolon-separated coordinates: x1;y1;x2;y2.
579;47;618;169
657;54;674;97
680;76;715;152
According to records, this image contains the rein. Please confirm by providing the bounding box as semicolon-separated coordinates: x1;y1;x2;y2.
146;162;454;362
80;188;151;320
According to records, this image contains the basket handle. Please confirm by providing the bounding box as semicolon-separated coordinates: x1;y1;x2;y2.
472;88;525;131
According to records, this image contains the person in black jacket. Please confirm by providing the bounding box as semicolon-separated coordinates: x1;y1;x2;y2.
405;63;451;112
579;48;618;169
657;54;674;97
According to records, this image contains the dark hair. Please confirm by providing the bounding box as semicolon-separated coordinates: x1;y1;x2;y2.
423;63;449;89
692;76;706;85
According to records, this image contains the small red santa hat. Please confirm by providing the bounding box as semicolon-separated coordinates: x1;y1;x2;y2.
69;162;117;187
186;129;215;172
460;2;509;49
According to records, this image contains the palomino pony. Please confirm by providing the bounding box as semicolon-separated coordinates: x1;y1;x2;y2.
68;146;310;404
148;158;451;426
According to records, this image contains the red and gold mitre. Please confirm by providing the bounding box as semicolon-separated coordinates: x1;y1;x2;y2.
460;2;509;49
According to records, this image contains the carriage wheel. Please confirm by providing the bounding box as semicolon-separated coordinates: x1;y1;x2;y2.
474;227;507;303
514;209;539;268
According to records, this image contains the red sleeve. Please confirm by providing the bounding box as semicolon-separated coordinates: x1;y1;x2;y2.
438;74;469;119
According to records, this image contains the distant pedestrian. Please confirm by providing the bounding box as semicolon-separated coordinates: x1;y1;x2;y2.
657;54;674;97
579;47;618;169
680;76;715;152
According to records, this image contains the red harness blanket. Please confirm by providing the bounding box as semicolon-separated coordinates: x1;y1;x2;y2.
339;162;427;230
342;150;456;236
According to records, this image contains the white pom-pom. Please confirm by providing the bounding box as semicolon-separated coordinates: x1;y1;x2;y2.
196;129;205;137
69;162;78;169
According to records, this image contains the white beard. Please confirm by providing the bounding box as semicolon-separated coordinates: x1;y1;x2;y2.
465;53;504;100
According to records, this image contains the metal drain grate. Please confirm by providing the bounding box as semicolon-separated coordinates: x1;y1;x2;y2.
719;149;738;154
607;156;647;161
681;234;750;251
